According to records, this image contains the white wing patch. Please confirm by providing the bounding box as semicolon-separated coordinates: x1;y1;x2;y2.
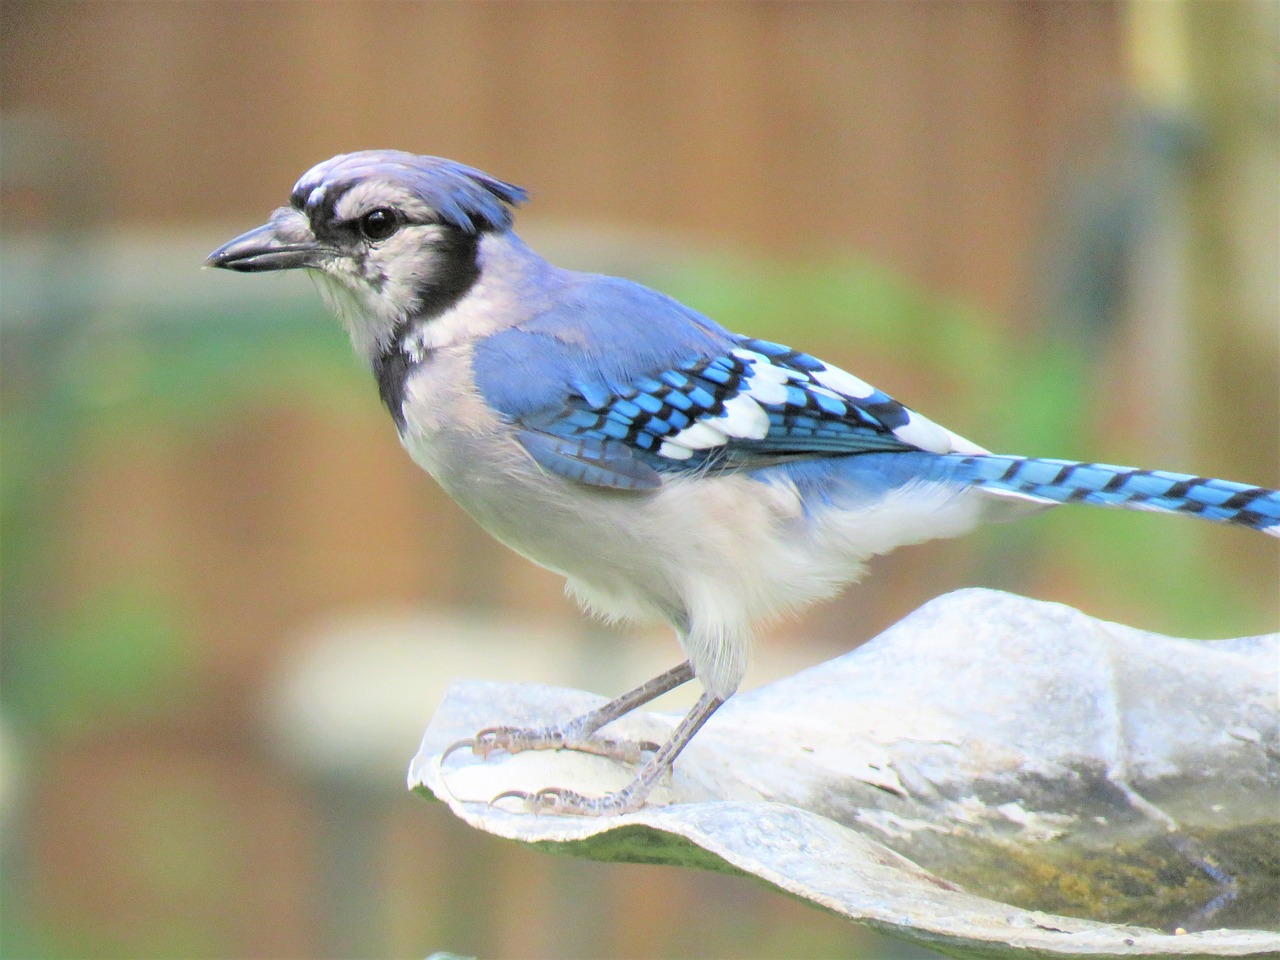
889;412;988;456
812;365;877;400
941;428;989;456
715;393;771;440
659;390;772;461
797;356;989;456
742;376;789;405
733;349;797;405
667;420;730;451
890;410;957;454
652;345;992;463
657;440;696;460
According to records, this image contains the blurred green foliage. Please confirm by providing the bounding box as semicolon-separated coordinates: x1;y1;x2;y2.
11;581;190;735
1;301;360;688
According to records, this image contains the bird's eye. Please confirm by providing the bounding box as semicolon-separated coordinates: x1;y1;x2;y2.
358;208;400;241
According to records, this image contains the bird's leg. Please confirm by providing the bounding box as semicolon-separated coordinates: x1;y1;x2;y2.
493;689;725;816
442;660;694;766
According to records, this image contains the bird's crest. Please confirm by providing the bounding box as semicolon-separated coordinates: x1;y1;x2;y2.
290;150;527;234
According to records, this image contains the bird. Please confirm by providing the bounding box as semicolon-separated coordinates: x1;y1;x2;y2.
207;150;1280;816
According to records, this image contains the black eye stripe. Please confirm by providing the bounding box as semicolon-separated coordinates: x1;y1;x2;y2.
293;180;402;239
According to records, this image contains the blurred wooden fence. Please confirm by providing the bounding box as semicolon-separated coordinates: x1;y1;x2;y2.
3;1;1123;318
4;4;1277;958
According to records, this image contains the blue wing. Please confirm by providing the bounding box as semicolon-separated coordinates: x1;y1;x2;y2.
473;275;977;490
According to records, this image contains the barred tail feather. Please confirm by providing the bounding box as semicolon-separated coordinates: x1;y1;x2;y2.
952;455;1280;537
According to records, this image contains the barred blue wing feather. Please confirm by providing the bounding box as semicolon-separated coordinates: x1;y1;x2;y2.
481;333;984;488
514;429;663;490
483;325;1280;538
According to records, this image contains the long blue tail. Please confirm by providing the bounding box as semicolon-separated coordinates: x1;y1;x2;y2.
951;455;1280;537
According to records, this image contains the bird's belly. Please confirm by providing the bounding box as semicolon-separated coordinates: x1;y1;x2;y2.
403;424;839;695
403;423;672;612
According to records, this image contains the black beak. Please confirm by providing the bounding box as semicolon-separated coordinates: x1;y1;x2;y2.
206;222;325;273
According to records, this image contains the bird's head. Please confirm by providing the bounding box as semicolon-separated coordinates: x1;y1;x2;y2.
207;150;527;360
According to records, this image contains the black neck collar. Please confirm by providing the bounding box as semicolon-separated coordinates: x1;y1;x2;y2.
373;226;484;430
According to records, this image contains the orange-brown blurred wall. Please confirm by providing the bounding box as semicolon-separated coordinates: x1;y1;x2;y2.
2;1;1123;317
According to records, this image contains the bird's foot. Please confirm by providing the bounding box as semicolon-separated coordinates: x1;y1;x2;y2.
463;690;722;817
487;750;671;817
490;782;649;817
441;724;658;766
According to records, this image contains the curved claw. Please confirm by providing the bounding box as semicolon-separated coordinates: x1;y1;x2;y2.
467;726;511;759
440;737;481;765
441;725;556;765
488;788;535;811
486;787;589;817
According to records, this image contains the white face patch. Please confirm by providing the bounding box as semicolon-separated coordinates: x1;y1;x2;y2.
269;206;316;244
332;179;436;224
373;224;451;295
311;268;395;363
306;221;456;364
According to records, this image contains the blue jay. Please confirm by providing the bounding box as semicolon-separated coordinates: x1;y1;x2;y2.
209;150;1280;816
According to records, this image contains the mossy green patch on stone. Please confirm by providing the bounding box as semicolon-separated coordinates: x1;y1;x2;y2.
934;822;1280;933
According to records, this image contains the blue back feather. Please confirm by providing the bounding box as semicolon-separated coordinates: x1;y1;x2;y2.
474;274;736;421
473;276;944;490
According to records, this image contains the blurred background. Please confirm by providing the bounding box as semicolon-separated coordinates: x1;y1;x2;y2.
1;2;1277;958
